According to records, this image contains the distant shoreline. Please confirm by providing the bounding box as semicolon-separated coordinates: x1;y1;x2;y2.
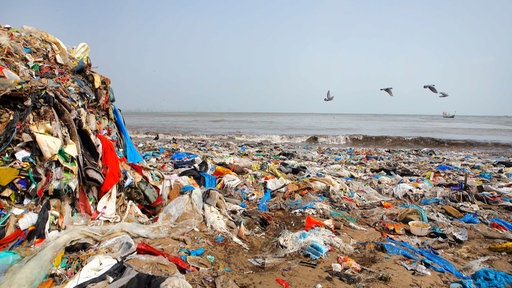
130;132;512;156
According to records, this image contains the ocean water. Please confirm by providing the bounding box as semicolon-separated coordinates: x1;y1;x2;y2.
123;112;512;149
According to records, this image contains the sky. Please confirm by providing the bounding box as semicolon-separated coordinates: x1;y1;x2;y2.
3;1;512;115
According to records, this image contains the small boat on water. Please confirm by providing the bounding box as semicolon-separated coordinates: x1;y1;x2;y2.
442;112;455;118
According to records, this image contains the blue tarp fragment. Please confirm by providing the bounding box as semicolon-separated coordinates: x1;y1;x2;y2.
112;105;143;164
459;213;481;224
472;268;512;288
200;172;217;188
387;238;471;281
490;218;512;231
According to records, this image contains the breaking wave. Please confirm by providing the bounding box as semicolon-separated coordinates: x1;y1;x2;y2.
129;131;512;151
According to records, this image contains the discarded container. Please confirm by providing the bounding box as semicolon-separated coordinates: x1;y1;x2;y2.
409;221;430;236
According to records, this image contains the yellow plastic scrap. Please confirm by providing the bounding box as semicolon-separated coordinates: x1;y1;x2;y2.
489;242;512;253
92;73;101;89
0;167;20;186
268;164;286;179
53;249;65;268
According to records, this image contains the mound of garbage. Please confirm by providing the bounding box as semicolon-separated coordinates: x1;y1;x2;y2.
1;24;512;288
0;24;172;286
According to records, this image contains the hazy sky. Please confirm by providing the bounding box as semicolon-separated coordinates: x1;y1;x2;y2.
3;1;512;115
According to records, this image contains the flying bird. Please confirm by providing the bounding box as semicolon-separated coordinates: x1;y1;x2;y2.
423;84;438;94
380;87;393;96
438;92;449;98
324;90;334;101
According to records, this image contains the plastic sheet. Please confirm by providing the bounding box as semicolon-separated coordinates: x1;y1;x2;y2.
0;250;21;279
98;235;136;260
112;105;143;164
381;243;420;260
471;268;512;288
136;241;193;273
0;222;171;288
459;213;481;224
490;217;512;231
278;227;353;257
400;203;429;223
387;238;470;280
64;255;118;288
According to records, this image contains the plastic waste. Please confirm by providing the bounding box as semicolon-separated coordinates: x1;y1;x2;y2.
459;213;481;224
387;238;470;280
490;218;512;231
276;278;290;288
136;241;194;273
98;234;136;260
17;212;38;230
112;105;143;164
304;241;329;260
452;228;469;242
332;263;342;272
189;247;205;256
401;261;431;275
337;255;361;272
471;268;512;288
0;251;22;276
0;66;21;81
305;215;327;230
382;243;420;260
488;242;512;253
461;257;492;275
64;255;118;288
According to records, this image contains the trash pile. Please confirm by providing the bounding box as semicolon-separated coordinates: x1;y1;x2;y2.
129;138;512;287
1;24;512;288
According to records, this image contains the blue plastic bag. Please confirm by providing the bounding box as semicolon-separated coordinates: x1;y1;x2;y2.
459;213;481;224
436;165;452;171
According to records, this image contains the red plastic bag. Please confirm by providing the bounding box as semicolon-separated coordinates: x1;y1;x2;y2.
136;241;196;273
276;278;289;288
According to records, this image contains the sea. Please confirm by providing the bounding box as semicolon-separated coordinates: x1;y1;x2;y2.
123;112;512;151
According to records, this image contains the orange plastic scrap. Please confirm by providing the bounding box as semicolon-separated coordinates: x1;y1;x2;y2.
381;221;407;235
304;215;326;231
37;279;54;288
381;201;393;208
212;165;233;177
337;255;362;272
